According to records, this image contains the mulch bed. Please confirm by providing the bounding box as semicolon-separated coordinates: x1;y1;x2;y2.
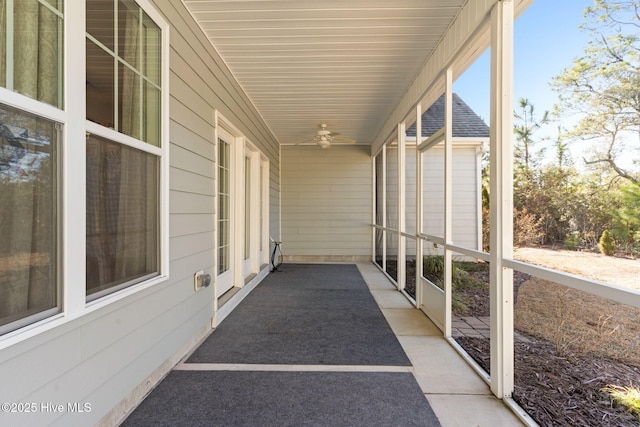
457;335;640;426
377;259;640;425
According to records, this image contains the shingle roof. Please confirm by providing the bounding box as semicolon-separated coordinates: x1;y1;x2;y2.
406;93;489;139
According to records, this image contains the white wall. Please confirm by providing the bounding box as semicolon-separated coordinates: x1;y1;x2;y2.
383;143;482;256
0;2;280;426
281;145;372;261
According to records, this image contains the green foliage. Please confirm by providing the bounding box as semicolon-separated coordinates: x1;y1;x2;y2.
422;256;488;314
423;255;444;274
611;183;640;255
422;255;444;289
497;3;640;256
514;98;549;175
602;384;640;420
552;0;640;186
598;230;616;256
564;233;582;251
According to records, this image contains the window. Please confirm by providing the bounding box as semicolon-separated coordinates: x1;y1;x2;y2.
0;0;64;109
218;137;231;276
85;0;164;299
86;0;161;146
0;0;166;336
0;0;63;334
0;103;59;333
85;134;159;298
244;155;251;260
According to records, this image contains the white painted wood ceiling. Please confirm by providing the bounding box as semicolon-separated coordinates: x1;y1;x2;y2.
183;0;466;146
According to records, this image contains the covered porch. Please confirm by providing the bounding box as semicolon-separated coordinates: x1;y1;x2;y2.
120;263;522;426
4;0;640;426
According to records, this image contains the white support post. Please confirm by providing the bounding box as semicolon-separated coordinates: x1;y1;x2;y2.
382;147;387;271
64;0;87;314
233;136;244;288
415;104;423;307
444;69;453;338
372;156;377;263
489;0;515;399
397;123;406;291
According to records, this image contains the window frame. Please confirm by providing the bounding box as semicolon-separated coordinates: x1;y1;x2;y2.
0;99;63;336
0;0;169;346
83;0;170;305
0;0;67;338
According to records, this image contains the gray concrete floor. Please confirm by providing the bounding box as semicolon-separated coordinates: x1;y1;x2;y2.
357;262;525;427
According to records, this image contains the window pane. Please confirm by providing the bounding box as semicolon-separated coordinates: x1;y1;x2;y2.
143;81;160;146
118;0;140;69
0;103;58;331
244;156;251;260
1;1;64;108
142;12;161;85
86;38;115;129
86;0;115;51
259;163;264;252
218;139;231;275
118;61;140;139
86;134;159;298
86;0;161;146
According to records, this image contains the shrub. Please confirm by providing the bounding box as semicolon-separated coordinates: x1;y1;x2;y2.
564;232;582;251
598;229;615;256
514;208;544;247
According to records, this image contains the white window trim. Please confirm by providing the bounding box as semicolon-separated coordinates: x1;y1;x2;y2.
0;0;170;348
214;113;270;293
83;0;171;309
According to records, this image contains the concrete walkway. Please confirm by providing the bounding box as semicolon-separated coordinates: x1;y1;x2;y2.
357;263;525;427
122;262;525;426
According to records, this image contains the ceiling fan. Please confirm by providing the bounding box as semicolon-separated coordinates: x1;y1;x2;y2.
295;123;356;149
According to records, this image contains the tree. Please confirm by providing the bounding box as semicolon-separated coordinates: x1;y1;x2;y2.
598;229;616;256
554;125;572;171
552;0;640;186
514;98;550;176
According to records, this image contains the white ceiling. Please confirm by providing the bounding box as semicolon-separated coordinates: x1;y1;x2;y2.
183;0;466;146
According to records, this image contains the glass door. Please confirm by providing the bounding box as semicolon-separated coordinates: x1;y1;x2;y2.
217;128;234;295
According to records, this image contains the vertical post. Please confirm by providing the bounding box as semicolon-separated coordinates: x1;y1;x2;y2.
444;70;454;338
415;104;423;307
372;156;377;263
382;147;387;271
489;0;514;398
6;0;14;90
397;123;406;291
64;0;87;314
233;136;244;287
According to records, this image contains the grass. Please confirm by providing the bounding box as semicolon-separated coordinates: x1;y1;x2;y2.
602;384;640;420
515;277;640;365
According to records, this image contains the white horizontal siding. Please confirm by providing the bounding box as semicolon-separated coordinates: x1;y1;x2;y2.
282;145;372;259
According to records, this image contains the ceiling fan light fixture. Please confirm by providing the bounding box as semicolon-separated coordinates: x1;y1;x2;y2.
318;138;331;149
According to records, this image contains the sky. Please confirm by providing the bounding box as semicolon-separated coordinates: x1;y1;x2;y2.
453;0;594;163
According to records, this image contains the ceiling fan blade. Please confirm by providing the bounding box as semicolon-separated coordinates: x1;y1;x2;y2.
331;136;356;144
294;138;318;145
327;131;341;137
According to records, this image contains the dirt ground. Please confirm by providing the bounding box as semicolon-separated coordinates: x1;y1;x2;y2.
514;247;640;291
